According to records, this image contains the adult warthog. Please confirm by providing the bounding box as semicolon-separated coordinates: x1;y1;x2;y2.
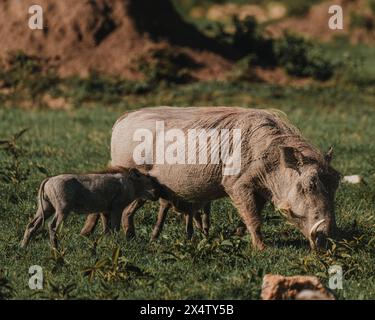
110;107;340;250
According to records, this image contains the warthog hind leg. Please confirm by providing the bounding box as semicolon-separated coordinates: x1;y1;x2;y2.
21;206;54;248
49;211;66;250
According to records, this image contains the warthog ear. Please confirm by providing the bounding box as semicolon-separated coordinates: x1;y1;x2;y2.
279;146;304;171
129;168;142;180
325;146;334;164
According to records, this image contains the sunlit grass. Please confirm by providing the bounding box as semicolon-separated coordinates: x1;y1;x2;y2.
1;77;374;299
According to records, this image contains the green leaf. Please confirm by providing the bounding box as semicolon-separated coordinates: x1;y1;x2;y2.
13;128;29;140
36;165;49;176
112;247;120;267
220;240;234;247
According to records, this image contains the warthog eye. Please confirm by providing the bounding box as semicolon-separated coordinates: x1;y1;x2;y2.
296;182;304;194
306;176;318;192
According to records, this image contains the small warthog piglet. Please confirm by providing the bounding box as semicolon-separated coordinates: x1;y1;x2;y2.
21;167;160;249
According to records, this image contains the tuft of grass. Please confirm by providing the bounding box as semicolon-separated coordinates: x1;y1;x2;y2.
284;0;320;17
63;72;151;107
82;246;150;282
350;12;374;31
369;0;375;15
0;271;13;300
207;17;335;81
0;51;59;104
136;48;198;86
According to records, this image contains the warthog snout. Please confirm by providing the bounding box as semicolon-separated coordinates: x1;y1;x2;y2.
314;232;328;249
309;219;334;250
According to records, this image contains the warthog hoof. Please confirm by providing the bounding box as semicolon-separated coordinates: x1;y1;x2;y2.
255;242;267;251
125;229;136;240
234;226;247;237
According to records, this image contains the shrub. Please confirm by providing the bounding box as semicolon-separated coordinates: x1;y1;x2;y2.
65;72;151;106
231;16;276;67
137;48;197;85
274;33;334;80
369;0;375;16
350;12;374;31
229;55;260;82
0;128;32;185
0;50;59;102
227;18;334;81
0;272;12;300
0;51;150;107
284;0;318;17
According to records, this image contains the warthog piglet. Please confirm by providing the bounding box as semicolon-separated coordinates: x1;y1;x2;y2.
21;167;160;249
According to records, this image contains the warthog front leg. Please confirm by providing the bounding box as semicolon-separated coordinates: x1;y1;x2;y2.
110;208;122;233
185;211;195;240
80;213;111;236
100;213;110;234
151;199;171;241
235;194;266;237
80;213;100;236
191;203;211;236
227;184;266;250
193;211;204;232
201;202;211;236
122;198;147;239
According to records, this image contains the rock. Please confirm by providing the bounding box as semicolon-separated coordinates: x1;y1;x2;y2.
342;175;362;184
261;274;335;300
296;289;334;300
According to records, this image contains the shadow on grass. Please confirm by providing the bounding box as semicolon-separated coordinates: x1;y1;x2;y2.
269;238;310;250
268;224;370;251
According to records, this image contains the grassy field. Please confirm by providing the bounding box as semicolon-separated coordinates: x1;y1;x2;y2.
1;75;375;299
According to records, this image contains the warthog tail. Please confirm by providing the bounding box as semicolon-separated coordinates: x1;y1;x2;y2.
38;178;50;229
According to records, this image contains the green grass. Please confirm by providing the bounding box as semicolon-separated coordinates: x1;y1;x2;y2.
0;77;375;299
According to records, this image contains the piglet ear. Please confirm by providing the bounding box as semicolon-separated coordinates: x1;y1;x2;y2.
325;146;334;164
279;146;304;171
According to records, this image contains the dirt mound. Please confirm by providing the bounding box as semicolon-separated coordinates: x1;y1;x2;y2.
266;0;375;44
0;0;233;80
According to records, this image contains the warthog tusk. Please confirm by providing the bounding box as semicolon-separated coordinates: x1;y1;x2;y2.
309;219;326;240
